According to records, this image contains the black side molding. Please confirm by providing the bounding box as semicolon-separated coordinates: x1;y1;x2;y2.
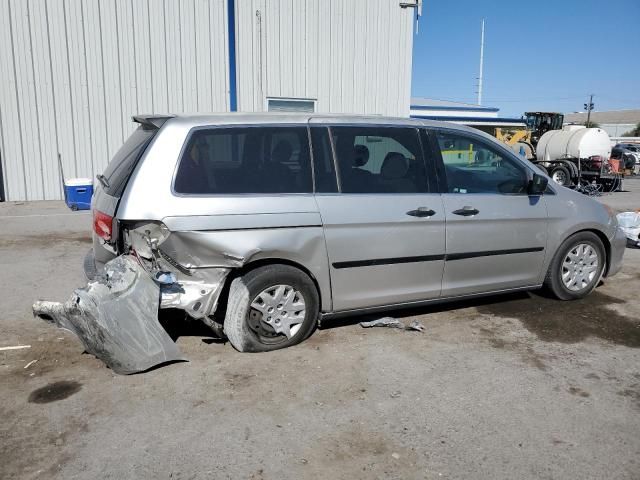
446;247;544;261
332;247;544;269
333;255;445;269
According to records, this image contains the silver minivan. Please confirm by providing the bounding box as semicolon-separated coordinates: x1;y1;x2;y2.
36;114;626;373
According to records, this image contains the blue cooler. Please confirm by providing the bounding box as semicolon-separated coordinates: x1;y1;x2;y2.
64;178;93;211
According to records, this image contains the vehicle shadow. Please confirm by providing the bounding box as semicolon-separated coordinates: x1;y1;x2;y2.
321;287;640;348
319;291;532;330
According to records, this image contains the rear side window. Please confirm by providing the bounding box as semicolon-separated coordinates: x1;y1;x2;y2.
330;126;429;193
174;126;313;194
102;127;156;197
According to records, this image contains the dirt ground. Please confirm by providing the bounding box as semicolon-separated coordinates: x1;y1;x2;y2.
1;184;640;480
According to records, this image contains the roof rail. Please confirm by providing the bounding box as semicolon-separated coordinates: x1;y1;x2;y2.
132;115;175;129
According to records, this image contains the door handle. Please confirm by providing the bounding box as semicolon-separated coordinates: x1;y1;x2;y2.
406;207;436;218
452;206;479;216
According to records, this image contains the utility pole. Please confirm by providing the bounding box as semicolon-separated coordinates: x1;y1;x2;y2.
584;94;594;127
477;19;485;105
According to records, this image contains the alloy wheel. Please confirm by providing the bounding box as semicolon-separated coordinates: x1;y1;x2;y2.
562;243;599;292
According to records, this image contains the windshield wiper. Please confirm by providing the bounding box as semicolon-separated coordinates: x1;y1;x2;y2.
96;174;110;189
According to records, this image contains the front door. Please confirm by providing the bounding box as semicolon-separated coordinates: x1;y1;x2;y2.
310;125;445;312
431;129;548;297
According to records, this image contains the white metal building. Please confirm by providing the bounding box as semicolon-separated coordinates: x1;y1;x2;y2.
564;109;640;138
410;97;525;128
0;0;419;201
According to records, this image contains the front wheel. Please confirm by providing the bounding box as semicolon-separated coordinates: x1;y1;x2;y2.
544;232;606;300
224;264;319;352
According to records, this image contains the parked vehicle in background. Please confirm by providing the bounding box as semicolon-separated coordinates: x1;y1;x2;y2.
612;144;640;172
34;114;627;374
533;125;617;189
496;115;620;189
495;111;564;160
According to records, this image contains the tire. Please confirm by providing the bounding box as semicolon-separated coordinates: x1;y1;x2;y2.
224;264;319;352
566;161;579;180
550;165;571;187
544;232;606;300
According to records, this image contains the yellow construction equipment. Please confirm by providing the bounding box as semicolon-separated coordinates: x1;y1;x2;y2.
495;112;564;159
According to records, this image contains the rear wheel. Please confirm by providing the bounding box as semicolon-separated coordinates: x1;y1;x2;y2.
224;264;319;352
544;232;605;300
550;165;571;186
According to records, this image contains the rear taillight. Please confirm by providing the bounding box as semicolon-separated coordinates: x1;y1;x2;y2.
93;210;113;241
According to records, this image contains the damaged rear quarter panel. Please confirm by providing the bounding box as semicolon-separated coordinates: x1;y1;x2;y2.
159;213;332;312
115;118;332;312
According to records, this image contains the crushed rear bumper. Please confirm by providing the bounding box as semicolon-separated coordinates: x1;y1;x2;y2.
33;255;185;374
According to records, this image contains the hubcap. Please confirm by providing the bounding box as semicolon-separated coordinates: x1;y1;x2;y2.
552;170;567;185
562;243;599;292
249;285;306;340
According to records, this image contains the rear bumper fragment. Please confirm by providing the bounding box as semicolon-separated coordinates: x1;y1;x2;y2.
33;255;185;374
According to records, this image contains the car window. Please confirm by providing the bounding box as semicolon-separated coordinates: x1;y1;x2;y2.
102;126;157;197
174;126;312;194
330;126;429;193
436;131;528;194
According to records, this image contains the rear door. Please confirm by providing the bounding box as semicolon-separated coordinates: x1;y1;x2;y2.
311;124;445;312
430;128;548;297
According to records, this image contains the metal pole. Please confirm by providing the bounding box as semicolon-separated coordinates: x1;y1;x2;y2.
477;19;485;105
586;94;593;127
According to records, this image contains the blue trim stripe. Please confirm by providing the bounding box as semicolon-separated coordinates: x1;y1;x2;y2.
227;0;237;112
410;105;500;112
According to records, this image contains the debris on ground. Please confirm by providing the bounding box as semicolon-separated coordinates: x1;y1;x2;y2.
406;320;426;332
616;211;640;247
390;391;402;398
24;360;38;369
0;345;31;351
360;317;404;329
32;255;185;375
360;317;425;332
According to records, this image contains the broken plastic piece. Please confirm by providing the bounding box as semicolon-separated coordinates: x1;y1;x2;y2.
360;317;404;329
154;271;177;285
359;317;425;332
406;320;425;332
33;255;185;374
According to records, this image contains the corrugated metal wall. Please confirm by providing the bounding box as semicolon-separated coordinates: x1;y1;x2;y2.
0;0;416;201
234;0;414;117
0;0;229;201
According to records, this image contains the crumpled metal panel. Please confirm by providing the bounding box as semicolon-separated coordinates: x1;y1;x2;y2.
33;255;185;374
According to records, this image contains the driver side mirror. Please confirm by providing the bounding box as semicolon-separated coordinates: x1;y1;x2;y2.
528;173;548;195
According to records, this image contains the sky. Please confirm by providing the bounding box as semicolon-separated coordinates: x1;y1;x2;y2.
411;0;640;117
